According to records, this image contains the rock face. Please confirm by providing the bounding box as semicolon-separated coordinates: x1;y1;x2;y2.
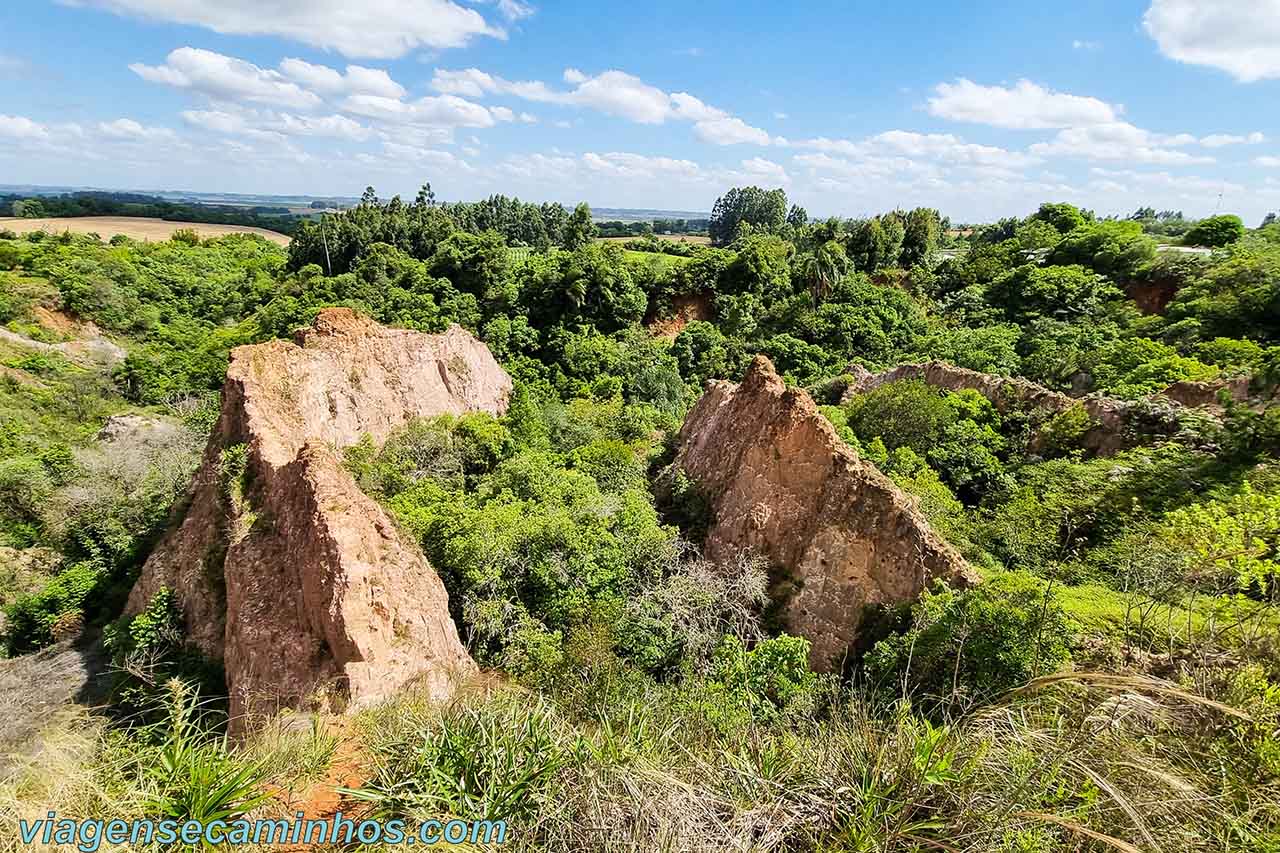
126;309;511;730
842;361;1247;456
674;356;978;672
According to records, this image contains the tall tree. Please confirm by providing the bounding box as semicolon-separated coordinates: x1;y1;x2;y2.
708;186;789;246
562;202;597;251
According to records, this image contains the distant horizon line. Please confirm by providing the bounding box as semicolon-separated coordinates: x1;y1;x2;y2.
0;183;713;219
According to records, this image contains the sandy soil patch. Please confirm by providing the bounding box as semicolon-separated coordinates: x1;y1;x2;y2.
0;216;290;246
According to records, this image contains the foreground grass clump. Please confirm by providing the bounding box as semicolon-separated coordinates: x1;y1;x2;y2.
345;667;1276;852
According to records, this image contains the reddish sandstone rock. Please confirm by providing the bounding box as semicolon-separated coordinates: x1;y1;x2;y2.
126;309;510;730
674;356;978;672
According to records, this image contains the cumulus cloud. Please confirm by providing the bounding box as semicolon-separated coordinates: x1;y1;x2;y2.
928;78;1120;129
278;58;405;99
340;92;499;128
0;114;51;141
131;47;321;109
1029;122;1213;165
431;66;774;144
1144;0;1280;82
740;156;789;183
96;118;178;141
1199;132;1265;147
70;0;504;59
793;131;1038;173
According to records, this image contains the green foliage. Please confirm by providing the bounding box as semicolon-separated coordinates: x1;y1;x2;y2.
708;186;789;246
988;264;1121;324
1048;220;1157;281
1157;483;1280;595
3;560;105;654
145;681;270;824
867;572;1073;708
1031;202;1089;235
1184;214;1246;248
709;634;819;722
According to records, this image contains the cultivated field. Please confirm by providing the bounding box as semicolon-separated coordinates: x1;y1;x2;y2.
0;216;291;245
597;234;711;245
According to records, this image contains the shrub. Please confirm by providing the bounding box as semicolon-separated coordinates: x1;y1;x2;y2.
3;560;106;654
866;572;1073;710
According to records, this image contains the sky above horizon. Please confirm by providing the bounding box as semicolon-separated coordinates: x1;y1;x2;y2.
2;1;1280;222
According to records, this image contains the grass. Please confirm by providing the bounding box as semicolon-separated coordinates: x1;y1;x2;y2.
340;670;1273;852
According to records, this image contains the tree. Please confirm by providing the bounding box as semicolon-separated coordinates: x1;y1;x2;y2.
1183;214;1246;248
708;186;788;246
786;204;808;229
901;207;942;267
1047;220;1156;281
1032;202;1088;235
795;239;849;307
562;202;596;251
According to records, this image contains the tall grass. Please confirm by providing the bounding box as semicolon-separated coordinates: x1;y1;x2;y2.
348;669;1276;852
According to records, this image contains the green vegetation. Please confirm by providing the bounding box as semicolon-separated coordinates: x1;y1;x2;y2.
1;188;1278;850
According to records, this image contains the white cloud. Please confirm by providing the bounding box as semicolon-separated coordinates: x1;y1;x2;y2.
430;67;565;102
1257;156;1280;168
583;151;701;179
1089;167;1244;198
495;0;535;21
0;114;50;141
518;112;537;123
1199;131;1265;147
693;116;772;146
1030;122;1214;165
431;66;774;144
793;131;1038;171
740;157;789;184
871;130;1040;167
340;93;498;128
1072;40;1102;51
96;118;177;141
131;47;321;109
570;70;672;123
278;58;405;99
774;111;788;120
182;108;370;142
71;0;504;59
928;78;1119;129
274;113;370;140
1144;0;1280;82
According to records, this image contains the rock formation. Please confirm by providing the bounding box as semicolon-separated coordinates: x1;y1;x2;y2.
842;361;1246;456
126;309;511;730
674;356;978;672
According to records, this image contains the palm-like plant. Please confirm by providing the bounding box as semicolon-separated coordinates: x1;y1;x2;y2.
797;239;849;308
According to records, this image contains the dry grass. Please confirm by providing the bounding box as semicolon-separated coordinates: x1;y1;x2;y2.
0;217;290;246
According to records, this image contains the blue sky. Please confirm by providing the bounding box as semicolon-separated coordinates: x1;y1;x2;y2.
2;0;1280;221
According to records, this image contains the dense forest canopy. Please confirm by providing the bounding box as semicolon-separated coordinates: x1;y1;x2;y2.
2;182;1279;850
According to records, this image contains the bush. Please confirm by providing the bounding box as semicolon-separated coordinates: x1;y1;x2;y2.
866;572;1073;710
3;560;106;654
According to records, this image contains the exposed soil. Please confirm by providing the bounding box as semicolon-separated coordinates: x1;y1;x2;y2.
648;292;714;339
0;216;291;246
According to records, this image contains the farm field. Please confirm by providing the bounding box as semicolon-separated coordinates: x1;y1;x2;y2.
597;234;711;245
0;215;291;245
